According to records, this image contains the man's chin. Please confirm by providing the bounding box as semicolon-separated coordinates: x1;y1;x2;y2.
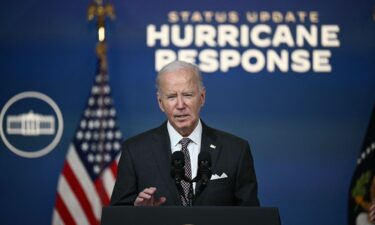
172;121;193;135
174;122;190;130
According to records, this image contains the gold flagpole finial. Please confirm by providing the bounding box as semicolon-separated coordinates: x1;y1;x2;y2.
87;0;116;43
87;0;116;71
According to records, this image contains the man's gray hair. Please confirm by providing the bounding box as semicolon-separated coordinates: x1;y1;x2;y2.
156;61;204;93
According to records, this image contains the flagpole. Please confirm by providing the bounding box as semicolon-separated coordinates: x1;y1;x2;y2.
87;0;117;205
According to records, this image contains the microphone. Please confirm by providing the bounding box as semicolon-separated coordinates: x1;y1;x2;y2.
171;151;185;185
192;151;212;200
197;151;212;186
171;151;192;206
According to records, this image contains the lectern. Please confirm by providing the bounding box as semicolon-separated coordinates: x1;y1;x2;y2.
101;206;281;225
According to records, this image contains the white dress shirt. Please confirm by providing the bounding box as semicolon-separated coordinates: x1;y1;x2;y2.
167;119;202;191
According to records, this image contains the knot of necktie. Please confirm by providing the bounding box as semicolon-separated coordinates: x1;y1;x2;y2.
179;137;192;150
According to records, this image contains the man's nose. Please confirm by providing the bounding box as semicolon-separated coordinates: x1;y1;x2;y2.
176;96;185;109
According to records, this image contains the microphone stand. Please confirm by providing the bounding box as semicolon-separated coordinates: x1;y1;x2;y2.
180;177;194;206
187;184;194;206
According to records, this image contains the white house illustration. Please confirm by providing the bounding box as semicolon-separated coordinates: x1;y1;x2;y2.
6;110;55;136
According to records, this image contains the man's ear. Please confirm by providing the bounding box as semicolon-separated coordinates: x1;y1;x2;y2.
157;93;165;112
200;88;206;107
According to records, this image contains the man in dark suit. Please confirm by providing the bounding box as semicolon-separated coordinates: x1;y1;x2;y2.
110;61;259;206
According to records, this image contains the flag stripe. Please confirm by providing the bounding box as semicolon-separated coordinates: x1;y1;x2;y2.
52;209;65;225
116;153;121;164
58;176;90;225
95;178;110;205
110;159;118;178
67;145;102;218
102;164;116;199
56;193;76;225
63;162;99;225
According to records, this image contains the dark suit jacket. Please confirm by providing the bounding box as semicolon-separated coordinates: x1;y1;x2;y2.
110;121;259;206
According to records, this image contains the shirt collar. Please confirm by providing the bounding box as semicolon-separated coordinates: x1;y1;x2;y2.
167;119;202;147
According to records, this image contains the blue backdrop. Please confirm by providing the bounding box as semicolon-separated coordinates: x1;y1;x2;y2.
0;0;374;225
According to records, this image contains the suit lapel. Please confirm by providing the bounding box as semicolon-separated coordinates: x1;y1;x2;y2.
195;122;222;201
201;124;222;173
150;122;182;205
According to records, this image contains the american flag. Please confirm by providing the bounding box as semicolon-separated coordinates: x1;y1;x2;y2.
52;61;122;225
348;105;375;225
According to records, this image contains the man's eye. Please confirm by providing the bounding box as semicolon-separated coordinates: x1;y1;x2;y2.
167;96;176;99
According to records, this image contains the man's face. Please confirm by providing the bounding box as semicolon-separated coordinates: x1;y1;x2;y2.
157;69;205;136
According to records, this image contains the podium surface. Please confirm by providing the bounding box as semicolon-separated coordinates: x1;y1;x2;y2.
101;206;281;225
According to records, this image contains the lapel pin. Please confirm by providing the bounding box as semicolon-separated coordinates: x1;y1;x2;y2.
210;144;216;149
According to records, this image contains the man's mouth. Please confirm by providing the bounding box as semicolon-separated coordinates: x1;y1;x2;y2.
175;114;189;119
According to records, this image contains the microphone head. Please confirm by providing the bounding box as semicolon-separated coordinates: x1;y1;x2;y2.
197;151;212;185
171;151;185;166
171;151;185;180
198;151;211;167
